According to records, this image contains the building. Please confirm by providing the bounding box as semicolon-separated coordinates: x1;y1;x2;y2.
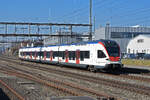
127;35;150;54
94;24;150;53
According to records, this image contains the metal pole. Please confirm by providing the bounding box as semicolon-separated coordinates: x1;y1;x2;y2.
5;24;7;34
15;24;17;43
89;0;92;41
70;25;73;43
28;24;31;41
50;25;52;34
94;16;95;35
37;25;40;40
59;28;61;44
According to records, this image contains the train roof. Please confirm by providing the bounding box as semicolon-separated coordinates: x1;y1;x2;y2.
20;39;117;49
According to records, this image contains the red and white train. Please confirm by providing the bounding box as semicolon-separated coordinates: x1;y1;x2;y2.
19;40;123;72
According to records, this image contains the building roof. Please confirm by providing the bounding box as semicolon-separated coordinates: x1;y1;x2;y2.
135;34;150;38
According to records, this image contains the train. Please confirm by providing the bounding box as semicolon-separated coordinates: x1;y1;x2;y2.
19;39;123;72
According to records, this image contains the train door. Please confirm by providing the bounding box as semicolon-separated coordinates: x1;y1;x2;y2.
65;50;69;63
58;47;60;63
34;51;37;60
50;51;53;61
44;51;46;61
30;52;32;60
76;50;80;64
24;52;26;59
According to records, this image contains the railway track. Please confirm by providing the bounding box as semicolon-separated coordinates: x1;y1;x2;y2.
2;56;150;83
0;79;25;100
0;66;81;97
0;59;116;100
1;57;150;97
3;56;150;81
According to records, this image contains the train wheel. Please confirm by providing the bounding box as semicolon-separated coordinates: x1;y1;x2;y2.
88;66;97;73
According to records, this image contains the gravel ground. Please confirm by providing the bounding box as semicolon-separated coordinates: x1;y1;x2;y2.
0;70;73;100
1;58;150;100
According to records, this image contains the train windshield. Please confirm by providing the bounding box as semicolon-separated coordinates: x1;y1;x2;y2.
104;41;120;57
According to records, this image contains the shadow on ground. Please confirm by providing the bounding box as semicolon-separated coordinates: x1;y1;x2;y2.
104;67;150;75
0;88;10;100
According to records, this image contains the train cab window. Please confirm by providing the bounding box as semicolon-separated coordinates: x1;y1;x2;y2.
97;50;106;58
20;52;23;56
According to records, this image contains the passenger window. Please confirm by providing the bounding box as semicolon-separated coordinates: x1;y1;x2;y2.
62;51;65;59
72;51;75;60
84;51;90;58
46;52;50;58
80;51;84;61
41;52;44;57
68;51;71;60
98;50;106;58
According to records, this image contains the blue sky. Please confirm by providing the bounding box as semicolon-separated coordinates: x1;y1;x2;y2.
0;0;150;28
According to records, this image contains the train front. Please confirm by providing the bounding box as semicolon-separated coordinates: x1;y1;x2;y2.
99;40;123;70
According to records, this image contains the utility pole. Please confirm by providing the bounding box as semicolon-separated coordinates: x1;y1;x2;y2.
94;16;95;35
89;0;92;41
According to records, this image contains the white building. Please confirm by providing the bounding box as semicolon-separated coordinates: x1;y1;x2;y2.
127;35;150;54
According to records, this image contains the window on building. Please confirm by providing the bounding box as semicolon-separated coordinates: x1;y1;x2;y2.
133;50;135;54
137;39;144;43
128;49;130;54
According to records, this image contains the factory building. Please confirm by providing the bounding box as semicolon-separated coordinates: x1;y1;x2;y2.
127;35;150;54
94;24;150;53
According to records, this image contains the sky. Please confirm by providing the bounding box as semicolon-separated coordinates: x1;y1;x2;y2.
0;0;150;28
